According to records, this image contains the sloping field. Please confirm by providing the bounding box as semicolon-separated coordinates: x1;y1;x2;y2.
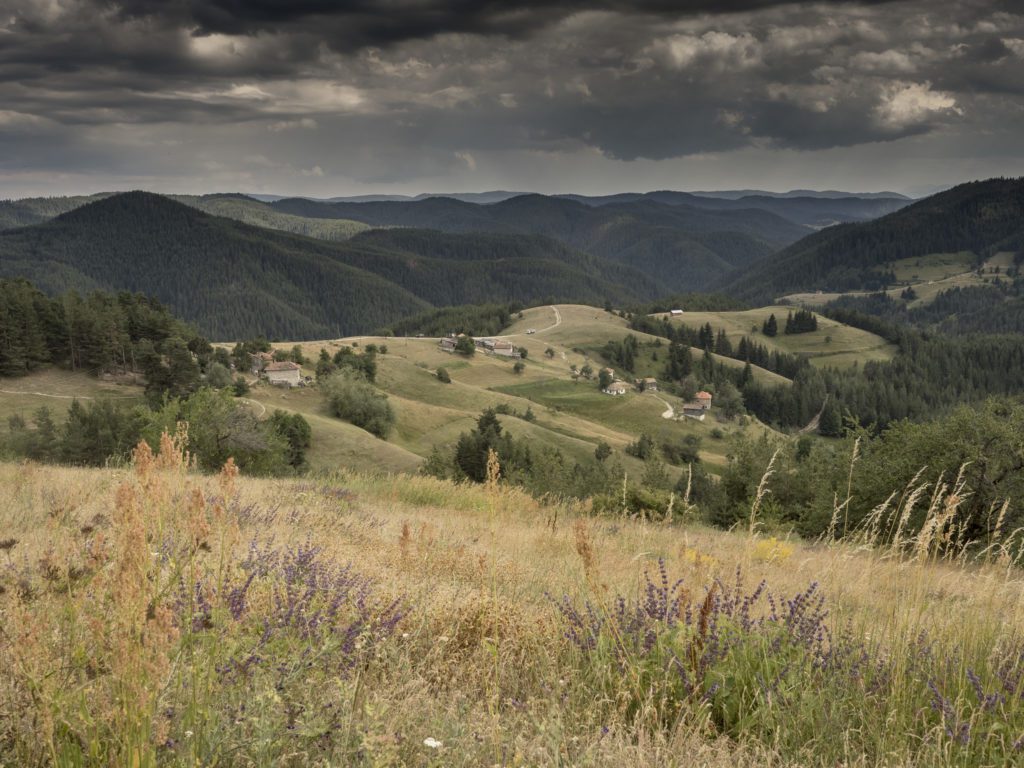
254;304;789;475
656;306;896;370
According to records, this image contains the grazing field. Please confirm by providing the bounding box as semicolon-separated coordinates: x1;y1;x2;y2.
782;251;1016;309
0;368;143;424
655;306;896;370
245;305;791;476
3;454;1024;766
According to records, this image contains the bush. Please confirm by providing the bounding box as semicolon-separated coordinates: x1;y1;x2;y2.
205;361;234;389
513;361;525;374
320;371;396;439
436;367;451;383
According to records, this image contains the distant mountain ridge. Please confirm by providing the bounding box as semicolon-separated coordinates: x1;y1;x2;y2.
269;193;811;292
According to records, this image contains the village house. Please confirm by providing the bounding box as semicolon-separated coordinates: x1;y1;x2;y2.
681;405;706;421
264;360;302;387
603;380;629;396
639;377;658;392
681;390;713;420
601;367;616;379
250;351;274;375
439;337;457;352
476;338;521;358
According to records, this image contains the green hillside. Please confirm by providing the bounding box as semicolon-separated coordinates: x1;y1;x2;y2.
654;306;897;370
0;192;430;340
0;193;656;340
721;178;1024;302
0;193;113;229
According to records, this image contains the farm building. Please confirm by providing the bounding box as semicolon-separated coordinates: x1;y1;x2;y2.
264;361;302;387
603;381;629;396
250;351;274;375
476;338;521;358
681;405;706;421
670;309;683;316
439;337;457;352
695;391;713;409
639;377;658;392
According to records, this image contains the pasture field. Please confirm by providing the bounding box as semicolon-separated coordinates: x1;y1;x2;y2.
3;453;1024;766
782;251;1017;310
1;303;880;480
246;305;794;475
0;368;144;424
655;306;896;370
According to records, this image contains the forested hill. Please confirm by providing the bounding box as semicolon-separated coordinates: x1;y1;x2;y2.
0;192;654;340
0;192;429;340
270;193;811;292
0;193;113;229
720;178;1024;302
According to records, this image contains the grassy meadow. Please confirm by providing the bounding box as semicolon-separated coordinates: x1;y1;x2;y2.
782;251;1017;310
236;304;791;477
3;444;1024;765
655;306;897;370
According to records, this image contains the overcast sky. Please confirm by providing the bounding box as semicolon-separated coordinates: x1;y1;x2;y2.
1;0;1023;198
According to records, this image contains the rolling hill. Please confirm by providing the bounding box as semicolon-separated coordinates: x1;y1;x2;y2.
0;193;655;340
720;178;1024;303
269;194;812;292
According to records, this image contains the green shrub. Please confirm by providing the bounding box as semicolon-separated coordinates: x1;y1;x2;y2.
321;370;395;439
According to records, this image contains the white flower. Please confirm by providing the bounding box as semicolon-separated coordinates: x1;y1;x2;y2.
423;737;443;749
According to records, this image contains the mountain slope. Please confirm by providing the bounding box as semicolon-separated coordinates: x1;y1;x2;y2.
271;193;811;291
0;193;431;340
0;194;113;230
720;178;1024;302
0;193;653;339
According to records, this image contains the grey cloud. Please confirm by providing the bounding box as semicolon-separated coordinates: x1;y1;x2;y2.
0;0;1022;194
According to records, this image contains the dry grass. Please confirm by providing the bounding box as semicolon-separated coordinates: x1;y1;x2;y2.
2;448;1024;765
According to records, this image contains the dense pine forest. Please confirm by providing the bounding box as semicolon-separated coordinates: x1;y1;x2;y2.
0;193;665;339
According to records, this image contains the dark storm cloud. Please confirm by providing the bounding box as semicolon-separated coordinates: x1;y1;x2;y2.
105;0;906;49
0;0;1022;193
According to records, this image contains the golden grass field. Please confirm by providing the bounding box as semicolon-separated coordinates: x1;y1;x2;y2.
3;447;1024;766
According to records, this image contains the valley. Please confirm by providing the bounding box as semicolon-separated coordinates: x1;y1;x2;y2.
229;304;785;476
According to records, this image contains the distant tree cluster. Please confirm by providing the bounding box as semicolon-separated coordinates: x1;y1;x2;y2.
3;390;311;475
382;303;518;338
784;309;818;334
316;346;378;382
320;369;395;439
601;334;640;374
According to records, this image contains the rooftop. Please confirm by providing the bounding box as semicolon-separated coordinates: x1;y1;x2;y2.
265;361;301;372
